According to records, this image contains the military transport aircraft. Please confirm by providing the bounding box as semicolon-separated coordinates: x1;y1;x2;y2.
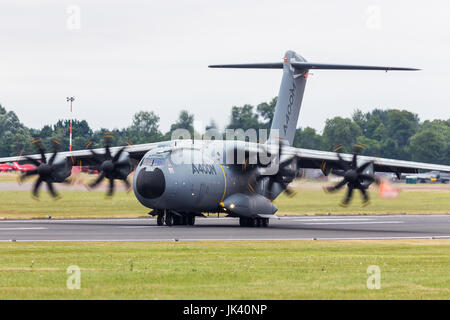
1;50;449;227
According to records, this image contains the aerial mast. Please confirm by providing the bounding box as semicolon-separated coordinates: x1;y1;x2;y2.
66;96;75;151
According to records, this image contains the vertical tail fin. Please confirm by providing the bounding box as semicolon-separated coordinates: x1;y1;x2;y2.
209;51;418;146
269;51;308;145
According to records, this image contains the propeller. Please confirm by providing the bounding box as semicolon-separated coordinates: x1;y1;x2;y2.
265;156;298;197
86;136;132;197
19;138;66;199
248;138;299;199
324;144;377;207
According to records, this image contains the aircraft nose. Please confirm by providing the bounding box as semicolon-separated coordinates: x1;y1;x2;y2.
136;167;166;199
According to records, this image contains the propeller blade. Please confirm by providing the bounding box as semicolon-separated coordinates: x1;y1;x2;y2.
89;150;103;165
49;139;61;163
359;174;375;184
333;178;348;191
32;177;43;198
105;145;112;160
356;161;373;174
112;147;126;162
359;188;370;205
284;187;296;197
48;151;58;166
107;178;115;197
335;153;349;171
86;138;131;197
341;186;354;206
89;172;105;188
25;157;41;167
351;153;357;169
20;169;38;182
121;176;131;191
46;181;59;198
35;142;47;164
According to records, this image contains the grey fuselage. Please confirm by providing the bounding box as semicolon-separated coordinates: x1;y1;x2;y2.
133;140;278;213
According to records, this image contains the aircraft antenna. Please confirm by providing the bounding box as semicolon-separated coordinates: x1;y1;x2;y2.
66;96;75;151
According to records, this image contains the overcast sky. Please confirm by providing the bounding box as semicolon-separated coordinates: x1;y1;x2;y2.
1;0;449;134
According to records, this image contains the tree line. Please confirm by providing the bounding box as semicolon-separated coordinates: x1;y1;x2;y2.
0;100;448;165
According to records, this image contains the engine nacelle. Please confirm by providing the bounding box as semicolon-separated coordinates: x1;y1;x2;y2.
222;193;278;218
52;156;73;182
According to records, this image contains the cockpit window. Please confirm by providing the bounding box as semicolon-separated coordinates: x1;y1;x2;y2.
153;158;165;166
142;152;170;167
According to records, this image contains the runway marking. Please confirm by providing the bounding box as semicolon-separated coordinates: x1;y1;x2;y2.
0;218;150;223
0;227;47;230
0;235;449;242
298;221;404;225
117;226;157;229
0;214;448;224
290;218;374;222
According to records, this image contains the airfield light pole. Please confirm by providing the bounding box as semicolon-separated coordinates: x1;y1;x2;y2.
66;97;75;151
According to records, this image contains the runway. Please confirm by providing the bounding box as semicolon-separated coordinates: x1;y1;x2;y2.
0;214;449;242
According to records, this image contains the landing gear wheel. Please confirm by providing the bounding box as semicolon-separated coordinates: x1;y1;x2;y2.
261;218;269;227
165;212;174;226
256;218;262;227
187;216;195;226
157;214;164;226
239;217;246;227
247;218;256;227
173;215;182;225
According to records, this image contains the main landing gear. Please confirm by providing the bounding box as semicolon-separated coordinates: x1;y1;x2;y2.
239;217;269;227
156;210;195;227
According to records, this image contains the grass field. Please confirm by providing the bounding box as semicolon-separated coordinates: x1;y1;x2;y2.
0;173;448;300
0;240;449;299
275;182;450;215
0;178;448;219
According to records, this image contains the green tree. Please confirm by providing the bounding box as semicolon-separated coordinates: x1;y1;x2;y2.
227;104;260;131
163;110;195;141
372;123;388;141
356;136;382;156
0;105;33;156
386;110;420;147
257;97;277;129
322;117;362;152
294;127;323;149
408;130;447;164
408;119;450;165
128;111;162;144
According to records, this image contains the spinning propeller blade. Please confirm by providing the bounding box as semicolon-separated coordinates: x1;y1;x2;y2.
324;144;376;206
86;136;132;197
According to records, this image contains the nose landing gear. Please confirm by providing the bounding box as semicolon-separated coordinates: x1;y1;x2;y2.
156;210;196;226
157;214;164;226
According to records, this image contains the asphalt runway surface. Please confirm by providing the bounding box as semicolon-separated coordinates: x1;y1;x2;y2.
0;215;449;242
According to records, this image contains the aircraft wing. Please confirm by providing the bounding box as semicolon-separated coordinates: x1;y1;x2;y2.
0;141;172;166
1;140;449;176
284;147;450;176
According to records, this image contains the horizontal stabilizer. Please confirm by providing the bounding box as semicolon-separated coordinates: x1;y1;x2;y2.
209;63;284;69
209;62;419;71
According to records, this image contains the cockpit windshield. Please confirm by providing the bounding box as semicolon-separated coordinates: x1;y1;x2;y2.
141;152;170;167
